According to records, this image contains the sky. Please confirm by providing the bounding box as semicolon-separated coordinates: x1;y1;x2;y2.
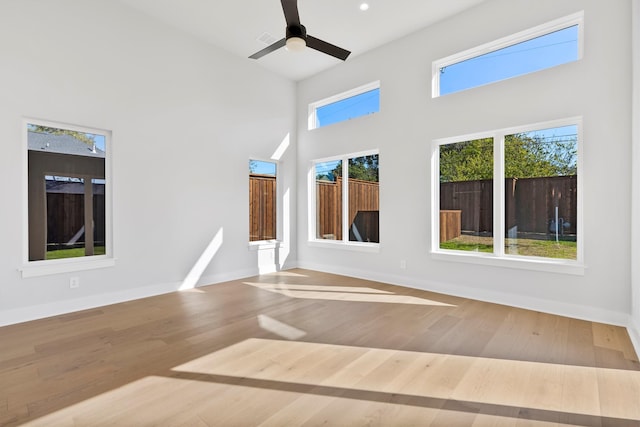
314;24;578;128
316;89;380;128
277;25;579;178
440;25;578;95
250;159;277;175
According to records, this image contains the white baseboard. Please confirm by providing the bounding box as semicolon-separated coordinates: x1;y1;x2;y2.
4;259;638;362
297;261;631;328
629;317;640;359
0;266;262;328
0;281;179;327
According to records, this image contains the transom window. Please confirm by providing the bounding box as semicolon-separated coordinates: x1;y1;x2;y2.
433;12;583;97
308;81;380;130
433;118;582;272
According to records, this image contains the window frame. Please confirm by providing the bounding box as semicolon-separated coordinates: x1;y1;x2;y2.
431;117;584;275
248;158;281;249
432;11;584;98
308;81;380;130
20;118;114;278
308;149;380;252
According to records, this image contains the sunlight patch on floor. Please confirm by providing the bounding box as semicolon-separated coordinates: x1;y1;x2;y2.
257;314;307;340
23;337;640;426
243;281;455;306
172;338;640;422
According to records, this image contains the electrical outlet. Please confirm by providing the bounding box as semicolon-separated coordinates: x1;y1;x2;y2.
69;277;80;289
400;260;407;269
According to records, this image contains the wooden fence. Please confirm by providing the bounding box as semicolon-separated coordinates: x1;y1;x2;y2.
316;177;380;242
250;175;379;242
249;174;276;241
249;174;573;243
46;190;105;248
439;210;462;243
440;175;577;237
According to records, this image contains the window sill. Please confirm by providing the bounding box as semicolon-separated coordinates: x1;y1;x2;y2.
248;240;281;251
19;256;116;278
431;250;585;275
308;239;380;253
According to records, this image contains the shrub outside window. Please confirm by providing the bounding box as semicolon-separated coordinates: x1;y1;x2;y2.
434;119;582;271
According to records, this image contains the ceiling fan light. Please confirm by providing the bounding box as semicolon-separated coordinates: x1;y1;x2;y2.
286;37;306;52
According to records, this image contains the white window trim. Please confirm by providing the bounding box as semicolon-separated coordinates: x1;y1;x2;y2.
20;118;114;278
432;11;584;98
308;149;380;252
431;117;584;275
308;80;380;130
247;158;282;249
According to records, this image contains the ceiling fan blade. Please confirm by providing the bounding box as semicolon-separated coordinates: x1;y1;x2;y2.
307;36;351;61
249;38;286;59
280;0;301;27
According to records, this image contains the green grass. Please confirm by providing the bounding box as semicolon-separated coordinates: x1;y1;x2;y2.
46;246;106;260
441;236;576;259
440;241;494;253
504;238;576;259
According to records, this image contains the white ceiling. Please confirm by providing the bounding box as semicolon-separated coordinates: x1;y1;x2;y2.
117;0;486;81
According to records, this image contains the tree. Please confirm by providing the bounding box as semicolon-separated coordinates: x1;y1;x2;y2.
332;155;379;182
439;134;577;183
27;124;96;146
505;133;577;179
439;138;493;182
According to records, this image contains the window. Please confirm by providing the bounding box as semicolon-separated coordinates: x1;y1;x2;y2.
434;119;581;271
308;81;380;129
312;152;379;246
433;12;583;97
24;120;112;274
249;159;277;242
439;137;494;253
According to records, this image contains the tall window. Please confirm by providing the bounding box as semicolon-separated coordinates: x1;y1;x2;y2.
435;119;580;266
308;81;380;130
504;125;578;259
26;121;109;262
433;12;583;97
439;138;494;253
313;152;379;244
249;160;277;242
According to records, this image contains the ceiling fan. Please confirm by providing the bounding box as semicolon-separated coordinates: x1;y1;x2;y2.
249;0;351;61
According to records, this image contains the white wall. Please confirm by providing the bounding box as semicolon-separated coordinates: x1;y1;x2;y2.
0;0;297;325
631;0;640;349
1;0;637;340
297;0;634;326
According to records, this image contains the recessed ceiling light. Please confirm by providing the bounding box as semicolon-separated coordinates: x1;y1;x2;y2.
359;3;369;11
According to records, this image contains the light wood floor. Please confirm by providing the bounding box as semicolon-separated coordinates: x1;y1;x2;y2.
1;269;639;426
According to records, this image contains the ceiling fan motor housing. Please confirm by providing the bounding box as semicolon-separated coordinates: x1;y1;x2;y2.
286;24;307;41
